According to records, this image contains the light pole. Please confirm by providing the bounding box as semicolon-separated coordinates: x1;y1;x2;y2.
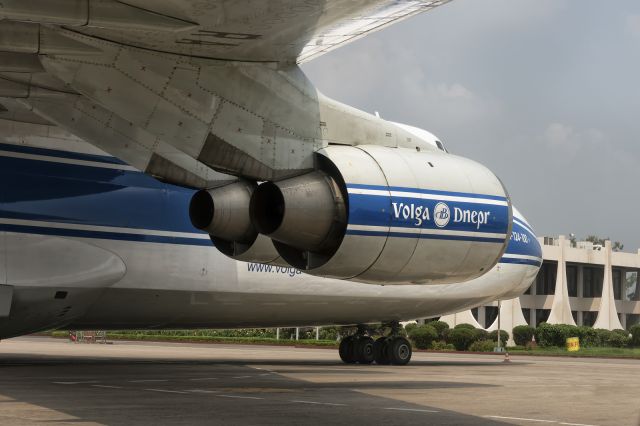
497;300;502;352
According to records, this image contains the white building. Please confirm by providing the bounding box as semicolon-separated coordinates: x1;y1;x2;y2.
441;236;640;333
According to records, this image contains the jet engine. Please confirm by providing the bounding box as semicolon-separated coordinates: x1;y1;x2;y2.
189;180;280;263
249;145;512;284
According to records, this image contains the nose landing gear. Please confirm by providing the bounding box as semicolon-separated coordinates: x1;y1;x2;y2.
339;322;412;366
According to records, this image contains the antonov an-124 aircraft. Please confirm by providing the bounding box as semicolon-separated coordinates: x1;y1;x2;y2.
0;0;542;365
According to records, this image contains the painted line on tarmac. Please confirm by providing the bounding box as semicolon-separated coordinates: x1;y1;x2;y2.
145;388;188;394
290;400;347;407
187;389;220;394
559;423;599;426
130;379;169;383
91;385;122;389
485;416;598;426
384;407;439;413
232;376;252;379
485;416;556;423
188;377;218;381
52;381;99;385
217;395;264;400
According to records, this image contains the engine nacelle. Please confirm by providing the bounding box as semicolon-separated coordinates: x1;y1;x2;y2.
189;181;280;263
250;145;512;284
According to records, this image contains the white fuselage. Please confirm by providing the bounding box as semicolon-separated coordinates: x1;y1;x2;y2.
0;133;541;338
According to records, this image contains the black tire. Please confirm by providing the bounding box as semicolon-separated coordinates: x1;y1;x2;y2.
356;336;375;364
389;337;412;366
373;337;391;365
339;336;356;364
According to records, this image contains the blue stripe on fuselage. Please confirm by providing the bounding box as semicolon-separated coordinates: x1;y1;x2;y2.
0;142;128;165
0;154;198;233
346;183;508;201
0;146;541;267
505;221;542;259
348;193;509;234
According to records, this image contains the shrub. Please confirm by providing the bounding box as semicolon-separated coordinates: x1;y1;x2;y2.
319;327;340;341
631;324;640;347
408;325;438;349
468;340;496;352
534;323;560;347
557;324;579;341
512;325;535;346
594;329;613;347
441;328;451;342
606;332;630;348
454;323;476;330
535;323;579;347
575;326;598;347
431;340;455;351
472;328;489;342
488;330;509;347
429;321;450;339
449;328;476;351
613;329;629;337
404;323;418;335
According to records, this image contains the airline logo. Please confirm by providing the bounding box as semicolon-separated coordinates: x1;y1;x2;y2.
392;202;430;226
392;201;492;230
434;202;450;228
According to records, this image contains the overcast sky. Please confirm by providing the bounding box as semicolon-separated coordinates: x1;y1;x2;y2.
303;0;640;251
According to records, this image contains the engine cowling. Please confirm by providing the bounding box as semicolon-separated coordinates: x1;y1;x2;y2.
249;145;512;284
189;180;280;263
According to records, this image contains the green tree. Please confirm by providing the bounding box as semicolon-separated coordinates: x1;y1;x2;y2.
585;235;624;252
408;325;438;349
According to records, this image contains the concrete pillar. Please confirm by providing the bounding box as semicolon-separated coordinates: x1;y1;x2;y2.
487;297;529;346
439;309;484;329
529;309;535;327
478;307;487;329
547;235;577;325
577;265;584;298
619;268;627;330
594;241;624;330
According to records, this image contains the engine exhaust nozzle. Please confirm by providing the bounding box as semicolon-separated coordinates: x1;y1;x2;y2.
189;181;257;244
249;171;346;253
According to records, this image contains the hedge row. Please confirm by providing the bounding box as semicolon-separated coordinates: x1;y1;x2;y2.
407;322;508;351
408;322;640;351
533;323;636;348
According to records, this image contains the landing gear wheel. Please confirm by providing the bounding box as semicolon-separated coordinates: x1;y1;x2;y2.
373;337;390;365
388;337;412;366
339;336;356;364
356;336;375;364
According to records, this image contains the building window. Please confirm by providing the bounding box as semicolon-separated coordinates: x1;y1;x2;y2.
583;267;604;298
536;262;557;295
485;307;498;328
613;268;622;300
625;271;639;301
524;284;532;295
583;311;598;327
567;265;578;297
522;308;531;326
626;314;640;328
535;309;550;326
572;311;578;323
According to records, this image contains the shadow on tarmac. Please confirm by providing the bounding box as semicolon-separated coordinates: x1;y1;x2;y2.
0;351;513;425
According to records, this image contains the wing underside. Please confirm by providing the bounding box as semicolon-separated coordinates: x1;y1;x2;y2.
0;0;453;187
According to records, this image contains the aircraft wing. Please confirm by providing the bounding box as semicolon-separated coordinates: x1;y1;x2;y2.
0;0;453;188
0;0;452;64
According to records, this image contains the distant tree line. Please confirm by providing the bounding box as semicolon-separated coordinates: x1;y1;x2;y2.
569;234;624;251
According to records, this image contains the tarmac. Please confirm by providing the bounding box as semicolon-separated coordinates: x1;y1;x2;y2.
0;337;639;425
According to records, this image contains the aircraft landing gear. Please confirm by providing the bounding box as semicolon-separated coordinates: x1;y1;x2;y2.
339;334;375;364
339;323;412;366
